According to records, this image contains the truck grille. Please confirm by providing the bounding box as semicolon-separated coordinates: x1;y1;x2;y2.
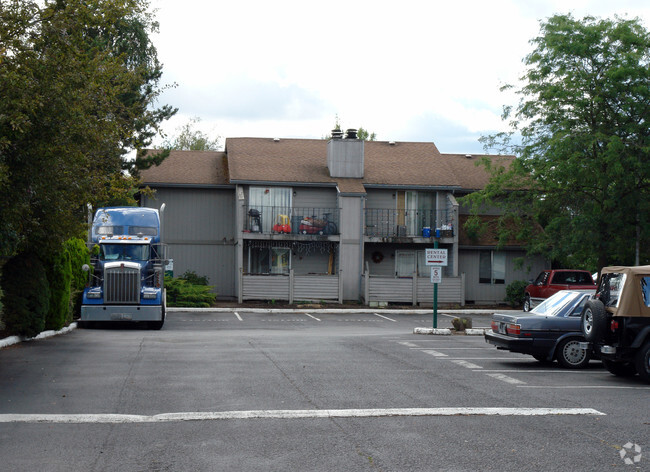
105;266;140;304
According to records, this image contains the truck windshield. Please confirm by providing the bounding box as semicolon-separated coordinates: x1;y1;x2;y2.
100;244;150;261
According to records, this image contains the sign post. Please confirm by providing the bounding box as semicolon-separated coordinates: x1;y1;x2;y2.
426;245;448;329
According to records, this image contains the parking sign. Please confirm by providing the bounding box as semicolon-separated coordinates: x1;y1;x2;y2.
430;266;442;284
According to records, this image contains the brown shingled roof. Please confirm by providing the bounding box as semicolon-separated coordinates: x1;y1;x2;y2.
140;139;514;191
442;153;515;191
139;150;229;186
226;137;467;188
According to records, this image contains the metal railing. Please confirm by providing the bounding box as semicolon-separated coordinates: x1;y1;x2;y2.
244;206;340;235
364;209;453;237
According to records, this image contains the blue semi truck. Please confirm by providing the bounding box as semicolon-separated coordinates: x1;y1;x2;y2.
80;206;167;329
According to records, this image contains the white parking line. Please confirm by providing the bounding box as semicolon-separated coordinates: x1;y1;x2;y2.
409;348;492;350
518;385;650;390
234;312;242;321
486;373;526;385
372;313;397;322
0;407;604;424
451;360;483;369
303;313;321;322
480;369;603;374
421;350;448;357
442;358;533;361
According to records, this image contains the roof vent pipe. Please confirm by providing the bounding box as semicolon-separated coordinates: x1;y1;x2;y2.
345;129;357;139
331;129;343;139
465;154;472;158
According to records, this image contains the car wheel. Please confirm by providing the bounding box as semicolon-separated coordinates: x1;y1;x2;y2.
556;338;590;369
581;299;607;342
523;295;531;312
635;341;650;384
602;359;637;377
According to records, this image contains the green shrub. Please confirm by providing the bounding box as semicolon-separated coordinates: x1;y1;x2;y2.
179;270;209;285
1;252;50;337
65;238;90;293
505;280;528;307
45;246;72;330
65;238;90;320
165;274;216;308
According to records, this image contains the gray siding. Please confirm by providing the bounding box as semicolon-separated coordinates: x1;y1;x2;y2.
363;275;464;305
292;187;338;209
459;249;546;304
241;274;340;302
294;276;339;301
242;275;290;300
365;189;394;209
143;187;237;299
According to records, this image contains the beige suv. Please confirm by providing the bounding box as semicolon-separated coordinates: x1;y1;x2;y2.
581;266;650;383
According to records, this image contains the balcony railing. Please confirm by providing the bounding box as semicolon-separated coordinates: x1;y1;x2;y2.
364;209;453;238
244;206;340;235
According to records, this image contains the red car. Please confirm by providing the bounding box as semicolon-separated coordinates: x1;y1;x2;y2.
524;269;595;312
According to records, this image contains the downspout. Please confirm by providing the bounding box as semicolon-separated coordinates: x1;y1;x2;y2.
358;196;365;301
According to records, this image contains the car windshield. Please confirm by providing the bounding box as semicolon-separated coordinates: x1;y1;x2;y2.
100;244;149;261
531;291;582;317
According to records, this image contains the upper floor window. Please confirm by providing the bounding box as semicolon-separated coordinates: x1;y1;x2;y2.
249;187;292;233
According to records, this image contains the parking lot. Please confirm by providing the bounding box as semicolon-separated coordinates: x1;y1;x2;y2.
1;310;648;471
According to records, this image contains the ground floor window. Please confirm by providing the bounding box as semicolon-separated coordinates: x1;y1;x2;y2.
395;250;434;277
249;247;291;274
245;241;337;275
479;250;505;284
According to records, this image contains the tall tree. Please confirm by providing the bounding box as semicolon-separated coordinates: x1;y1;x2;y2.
466;14;650;270
0;0;176;257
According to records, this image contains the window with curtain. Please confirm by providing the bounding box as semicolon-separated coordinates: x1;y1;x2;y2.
249;187;292;233
479;250;506;284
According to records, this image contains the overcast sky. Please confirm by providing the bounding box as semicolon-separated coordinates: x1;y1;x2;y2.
150;0;650;154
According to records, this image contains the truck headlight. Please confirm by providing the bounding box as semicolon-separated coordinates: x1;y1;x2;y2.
143;290;157;299
87;290;102;299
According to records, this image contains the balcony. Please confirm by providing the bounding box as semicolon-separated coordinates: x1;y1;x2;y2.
364;209;454;238
244;205;340;236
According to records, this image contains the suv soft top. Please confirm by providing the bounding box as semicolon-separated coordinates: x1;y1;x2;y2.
600;265;650;318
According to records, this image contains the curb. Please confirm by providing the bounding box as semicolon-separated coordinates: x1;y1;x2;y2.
414;327;489;336
168;307;500;315
0;323;77;350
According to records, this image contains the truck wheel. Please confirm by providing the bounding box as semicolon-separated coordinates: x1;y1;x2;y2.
602;359;637;377
635;341;650;384
149;313;164;330
523;295;531;312
149;291;166;330
556;338;590;369
581;299;607;342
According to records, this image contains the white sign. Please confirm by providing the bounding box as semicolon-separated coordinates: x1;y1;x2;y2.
430;266;442;284
426;248;448;266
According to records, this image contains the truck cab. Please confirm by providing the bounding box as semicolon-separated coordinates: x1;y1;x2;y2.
80;206;167;329
524;269;595;311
